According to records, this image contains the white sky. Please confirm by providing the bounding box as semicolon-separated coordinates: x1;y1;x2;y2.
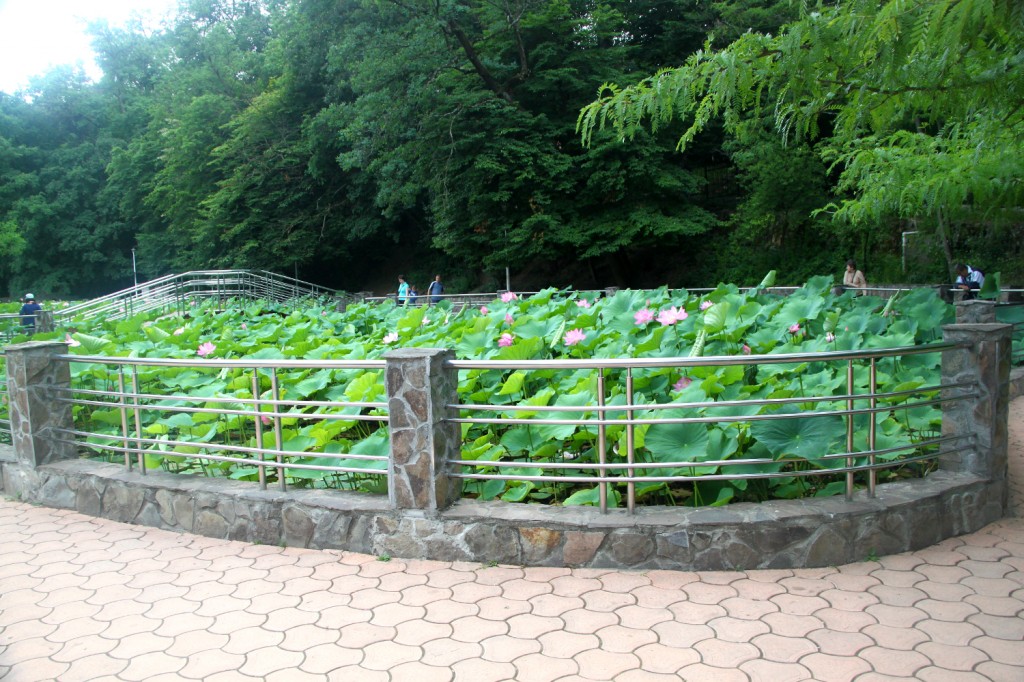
0;0;179;94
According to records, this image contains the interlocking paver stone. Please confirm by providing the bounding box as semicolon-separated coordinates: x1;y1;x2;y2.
2;395;1024;682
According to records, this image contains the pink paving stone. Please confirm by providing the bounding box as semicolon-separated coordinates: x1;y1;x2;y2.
471;566;526;586
117;651;188;681
574;648;641;681
593;624;658;653
449;580;502;603
548;575;604;597
693;638;760;667
529;593;585;617
296;590;354;614
99;612;162;639
207;609;269;635
310;561;362;582
731;577;789;600
976;660;1024;682
49;633;118;661
40;598;103;625
866;584;928;607
962;576;1021;596
325;665;389;681
315;604;373;629
628;585;687;610
740;658;813;682
55;652;130;682
359;639;423;671
262;607;321;632
376;570;428;593
242;592;303;615
719;596;780;620
337;621;397;649
396;584;452;608
967;612;1024;639
958;560;1013;579
511;652;579;682
395;616;456;646
915;618;984;645
799;652;873;682
142;597;202;621
419;637;485;666
3;658;70;681
858;645;931;676
877;554;927;571
675;662;752;682
915;641;990;671
751;632;819;662
681;581;739;605
0;618;57;644
252;553;302;571
387;661;456;682
644;569;703;589
280;576;334;597
506;613;565;639
298;642;365;674
238;645;305;677
615;604;674;629
633;640;704;675
778;576;834;596
697;570;747;585
761;611;826;637
537;630;602;658
807;628;874;655
219;566;271;585
913;598;981;622
959;545;1011;561
667;600;727;625
222;625;286;654
91;594;149;620
561;607;619;634
278;623;340;652
598;571;651;593
915;579;975;601
578;589;636;613
707;615;771;643
650;620;715;649
37;585;94;608
522;566;572;582
133;582;191;604
348;586;402;610
425;568;479;589
769;593;830;615
450;615;511;643
448;657;517;681
194;594;252;617
476;595;533;621
964;593;1024;616
813;607;878;632
500;578;553;600
264;669;331;682
107;631;177;660
971;635;1024;665
369;601;426;627
172;568;225;588
916;667;993;682
864;603;929;627
859;624;929;650
355;560;408;580
479;634;543;662
165;629;230;657
422;598;479;624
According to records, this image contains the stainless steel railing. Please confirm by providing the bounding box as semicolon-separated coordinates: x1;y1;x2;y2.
52;355;388;491
446;342;973;513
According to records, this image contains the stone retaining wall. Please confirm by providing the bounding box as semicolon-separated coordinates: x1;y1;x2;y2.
0;458;1002;570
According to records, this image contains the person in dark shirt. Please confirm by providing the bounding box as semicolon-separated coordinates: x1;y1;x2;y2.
19;293;42;331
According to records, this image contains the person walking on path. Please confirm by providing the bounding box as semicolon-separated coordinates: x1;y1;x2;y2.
19;293;42;332
427;274;444;304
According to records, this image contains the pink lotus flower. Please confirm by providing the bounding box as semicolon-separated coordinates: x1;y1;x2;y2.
564;328;586;346
826;332;836;343
260;415;272;426
501;292;517;303
197;342;216;357
742;344;751;355
421;317;430;326
64;334;81;348
382;332;399;344
576;299;591;309
634;308;655;325
498;333;514;347
173;327;185;336
657;306;688;326
789;324;801;334
321;311;327;316
673;376;693;391
480;306;489;314
240;323;247;330
700;300;714;311
504;313;514;325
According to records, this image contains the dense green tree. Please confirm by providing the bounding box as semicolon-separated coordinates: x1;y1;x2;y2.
579;0;1024;280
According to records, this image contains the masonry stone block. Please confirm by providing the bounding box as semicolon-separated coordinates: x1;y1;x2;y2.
5;341;75;468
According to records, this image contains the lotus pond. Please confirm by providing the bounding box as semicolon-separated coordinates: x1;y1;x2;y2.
6;273;957;507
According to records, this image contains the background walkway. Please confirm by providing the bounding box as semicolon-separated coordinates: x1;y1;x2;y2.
1;399;1022;681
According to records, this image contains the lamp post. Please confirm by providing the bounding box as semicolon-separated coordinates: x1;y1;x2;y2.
131;248;138;289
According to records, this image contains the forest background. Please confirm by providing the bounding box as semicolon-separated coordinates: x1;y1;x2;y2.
0;0;1021;300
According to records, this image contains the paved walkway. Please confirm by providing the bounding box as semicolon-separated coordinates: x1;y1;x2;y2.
0;400;1022;681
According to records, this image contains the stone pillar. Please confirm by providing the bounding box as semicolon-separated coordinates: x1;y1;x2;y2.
5;341;75;467
36;310;55;333
384;348;461;510
940;324;1012;490
954;300;996;324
